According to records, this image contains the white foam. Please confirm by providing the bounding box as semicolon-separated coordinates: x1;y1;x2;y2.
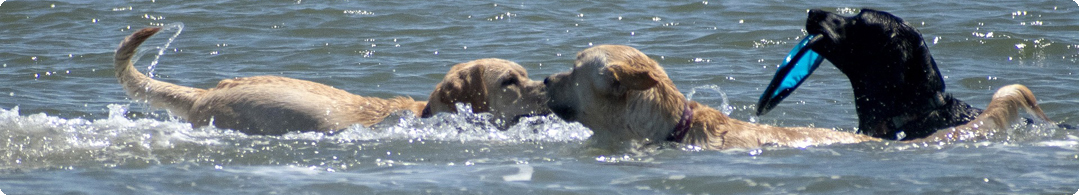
300;103;591;142
0;102;588;148
0;104;590;170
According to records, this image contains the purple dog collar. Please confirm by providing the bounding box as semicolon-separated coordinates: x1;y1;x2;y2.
668;102;694;142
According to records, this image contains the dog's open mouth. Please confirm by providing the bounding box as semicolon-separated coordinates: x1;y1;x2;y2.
548;105;576;122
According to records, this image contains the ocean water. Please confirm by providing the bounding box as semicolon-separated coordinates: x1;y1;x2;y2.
1;0;1078;194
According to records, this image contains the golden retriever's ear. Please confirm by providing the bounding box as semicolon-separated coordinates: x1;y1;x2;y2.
435;65;490;113
607;64;658;90
420;104;436;118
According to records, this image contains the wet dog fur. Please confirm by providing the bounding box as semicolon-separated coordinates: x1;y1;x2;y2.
804;9;1059;140
114;27;548;135
545;45;877;150
545;45;1053;150
421;58;550;128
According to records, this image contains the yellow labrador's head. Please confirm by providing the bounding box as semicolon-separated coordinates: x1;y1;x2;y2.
545;45;686;146
422;58;550;128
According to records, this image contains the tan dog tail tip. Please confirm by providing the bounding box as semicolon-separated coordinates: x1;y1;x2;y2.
115;28;163;65
997;84;1051;122
113;27;165;96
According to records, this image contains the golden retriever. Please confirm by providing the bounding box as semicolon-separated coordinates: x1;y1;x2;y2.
544;45;1051;150
114;27;548;135
421;58;549;129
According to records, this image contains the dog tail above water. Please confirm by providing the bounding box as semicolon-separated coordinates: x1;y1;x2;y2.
995;85;1077;130
981;84;1052;128
114;27;206;118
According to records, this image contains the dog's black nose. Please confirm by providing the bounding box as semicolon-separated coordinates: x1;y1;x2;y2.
543;77;551;86
811;9;824;20
808;9;828;23
805;9;832;35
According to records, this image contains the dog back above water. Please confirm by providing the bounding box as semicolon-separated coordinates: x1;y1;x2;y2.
546;44;1057;151
113;27;549;135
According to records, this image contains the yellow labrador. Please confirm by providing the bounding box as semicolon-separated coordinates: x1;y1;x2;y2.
114;27;548;135
421;58;549;128
544;45;1051;150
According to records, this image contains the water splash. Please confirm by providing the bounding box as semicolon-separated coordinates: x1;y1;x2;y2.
0;103;588;171
685;85;733;116
3;102;1068;173
322;102;591;142
229;102;588;143
131;22;184;78
0;105;212;170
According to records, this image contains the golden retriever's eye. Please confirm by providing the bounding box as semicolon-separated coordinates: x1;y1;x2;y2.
500;78;519;87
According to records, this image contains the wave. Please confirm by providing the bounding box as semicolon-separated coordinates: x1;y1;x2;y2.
1;88;1074;172
0;103;590;171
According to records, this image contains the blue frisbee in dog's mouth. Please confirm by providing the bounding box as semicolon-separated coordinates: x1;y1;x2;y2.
755;34;824;116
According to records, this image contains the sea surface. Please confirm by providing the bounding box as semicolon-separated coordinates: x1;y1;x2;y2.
2;0;1078;194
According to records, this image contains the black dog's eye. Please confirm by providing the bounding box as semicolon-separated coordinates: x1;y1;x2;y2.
501;78;519;87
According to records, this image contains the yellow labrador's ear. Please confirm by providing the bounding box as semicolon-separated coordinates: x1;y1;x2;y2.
430;64;490;115
420;103;437;118
607;64;658;90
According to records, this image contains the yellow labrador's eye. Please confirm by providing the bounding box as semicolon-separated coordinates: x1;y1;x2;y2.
500;78;519;87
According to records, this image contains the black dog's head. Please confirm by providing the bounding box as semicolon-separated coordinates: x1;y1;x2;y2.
806;9;942;87
804;9;958;139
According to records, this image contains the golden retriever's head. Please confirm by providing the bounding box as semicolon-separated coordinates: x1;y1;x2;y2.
422;58;550;128
545;45;686;146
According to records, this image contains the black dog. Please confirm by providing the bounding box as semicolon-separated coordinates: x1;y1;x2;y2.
803;9;985;140
756;9;1007;140
757;9;1077;140
758;9;1071;140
